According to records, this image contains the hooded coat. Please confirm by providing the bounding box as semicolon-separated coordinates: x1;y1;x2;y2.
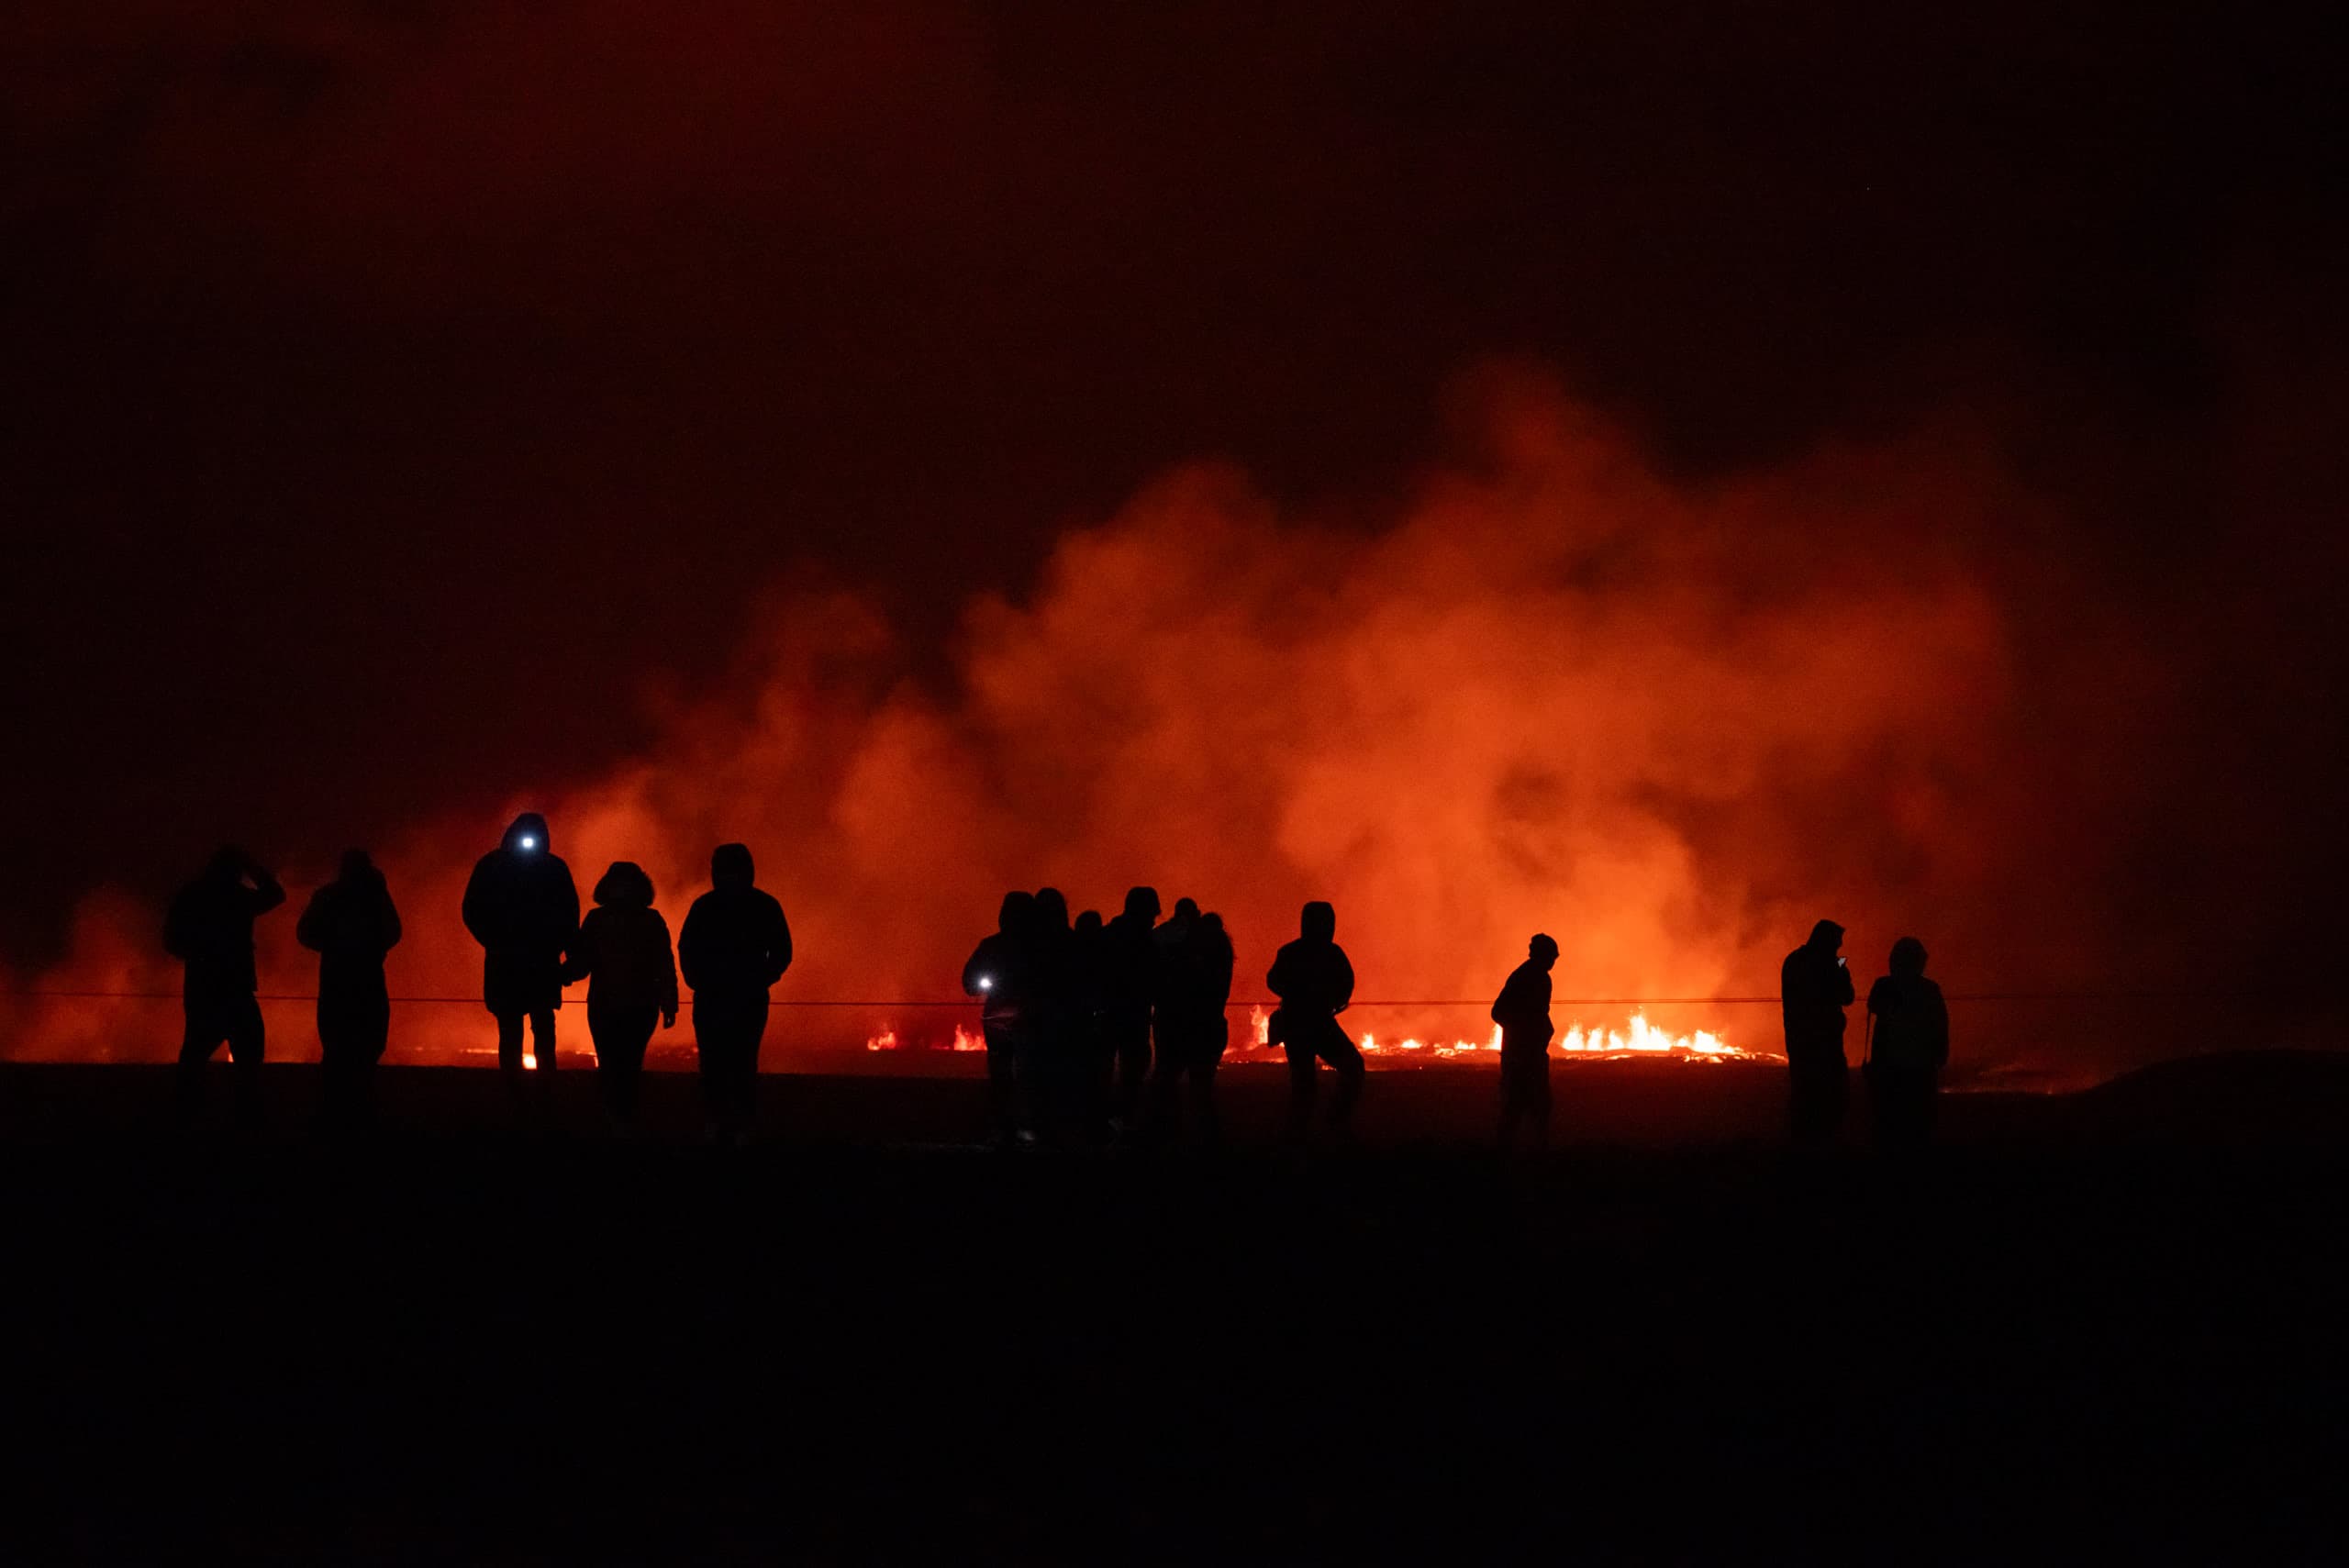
461;813;580;1015
565;861;679;1015
1780;919;1855;1065
677;845;792;1000
296;852;401;1003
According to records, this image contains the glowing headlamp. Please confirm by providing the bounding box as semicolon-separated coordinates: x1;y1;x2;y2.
518;836;539;850
977;976;995;992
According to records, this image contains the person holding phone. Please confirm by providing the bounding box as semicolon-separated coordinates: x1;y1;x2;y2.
1779;918;1855;1144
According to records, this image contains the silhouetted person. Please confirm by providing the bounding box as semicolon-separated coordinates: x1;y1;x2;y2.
1148;905;1235;1144
461;813;579;1102
295;849;400;1130
165;845;285;1121
677;843;792;1144
1493;933;1559;1153
1101;886;1162;1132
565;861;678;1130
963;891;1036;1145
1267;900;1362;1142
1865;937;1950;1150
1068;908;1109;1136
1029;888;1078;1144
1781;918;1855;1144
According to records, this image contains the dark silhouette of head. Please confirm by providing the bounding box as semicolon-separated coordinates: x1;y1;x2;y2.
1035;887;1072;931
1890;936;1929;977
710;843;754;888
502;813;550;853
203;844;247;882
1074;909;1103;938
1299;901;1336;942
1172;896;1200;923
1200;912;1225;940
338;848;381;884
999;890;1037;935
1807;918;1844;953
1123;886;1162;923
595;861;655;908
1529;932;1559;970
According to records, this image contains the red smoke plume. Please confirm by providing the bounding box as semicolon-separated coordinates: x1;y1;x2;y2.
1;369;2316;1081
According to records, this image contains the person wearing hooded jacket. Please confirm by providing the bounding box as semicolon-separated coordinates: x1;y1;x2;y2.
1781;917;1856;1143
165;844;286;1118
296;849;401;1128
1865;937;1950;1150
963;891;1036;1145
1147;903;1235;1144
1267;900;1362;1141
564;860;678;1128
1100;886;1162;1131
677;843;792;1142
462;812;580;1096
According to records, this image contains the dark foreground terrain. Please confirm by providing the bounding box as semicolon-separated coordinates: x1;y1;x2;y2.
1;1055;2344;1563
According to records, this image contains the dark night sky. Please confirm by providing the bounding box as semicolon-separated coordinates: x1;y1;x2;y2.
4;0;2343;966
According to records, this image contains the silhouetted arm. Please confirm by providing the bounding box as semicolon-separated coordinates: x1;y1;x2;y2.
248;863;285;915
1265;947;1294;1002
655;913;679;1018
1927;985;1951;1069
677;899;707;994
554;864;582;957
462;859;493;948
562;912;598;984
1332;950;1355;1014
766;899;792;985
380;888;402;952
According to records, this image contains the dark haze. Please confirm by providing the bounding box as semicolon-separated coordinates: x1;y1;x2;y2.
4;3;2343;1073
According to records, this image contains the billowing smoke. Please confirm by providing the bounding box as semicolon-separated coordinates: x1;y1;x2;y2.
5;368;2332;1082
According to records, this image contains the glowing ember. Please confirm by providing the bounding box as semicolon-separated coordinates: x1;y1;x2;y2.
863;1006;1768;1062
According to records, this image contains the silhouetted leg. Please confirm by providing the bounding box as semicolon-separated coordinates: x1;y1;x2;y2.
1191;1016;1227;1144
1283;1041;1318;1142
1319;1030;1364;1136
589;1004;654;1127
176;998;223;1116
1110;1014;1152;1129
1789;1057;1848;1145
224;994;265;1127
528;1008;557;1081
494;1010;527;1093
981;1020;1019;1142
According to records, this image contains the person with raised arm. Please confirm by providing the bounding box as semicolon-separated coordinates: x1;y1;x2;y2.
165;844;286;1123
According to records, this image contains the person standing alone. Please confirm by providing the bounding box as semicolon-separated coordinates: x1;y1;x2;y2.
1492;933;1559;1153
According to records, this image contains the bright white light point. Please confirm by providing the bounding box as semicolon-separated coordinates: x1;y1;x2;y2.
977;976;994;991
518;836;537;849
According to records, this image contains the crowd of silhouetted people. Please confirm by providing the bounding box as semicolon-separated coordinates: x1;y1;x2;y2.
162;812;1952;1151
